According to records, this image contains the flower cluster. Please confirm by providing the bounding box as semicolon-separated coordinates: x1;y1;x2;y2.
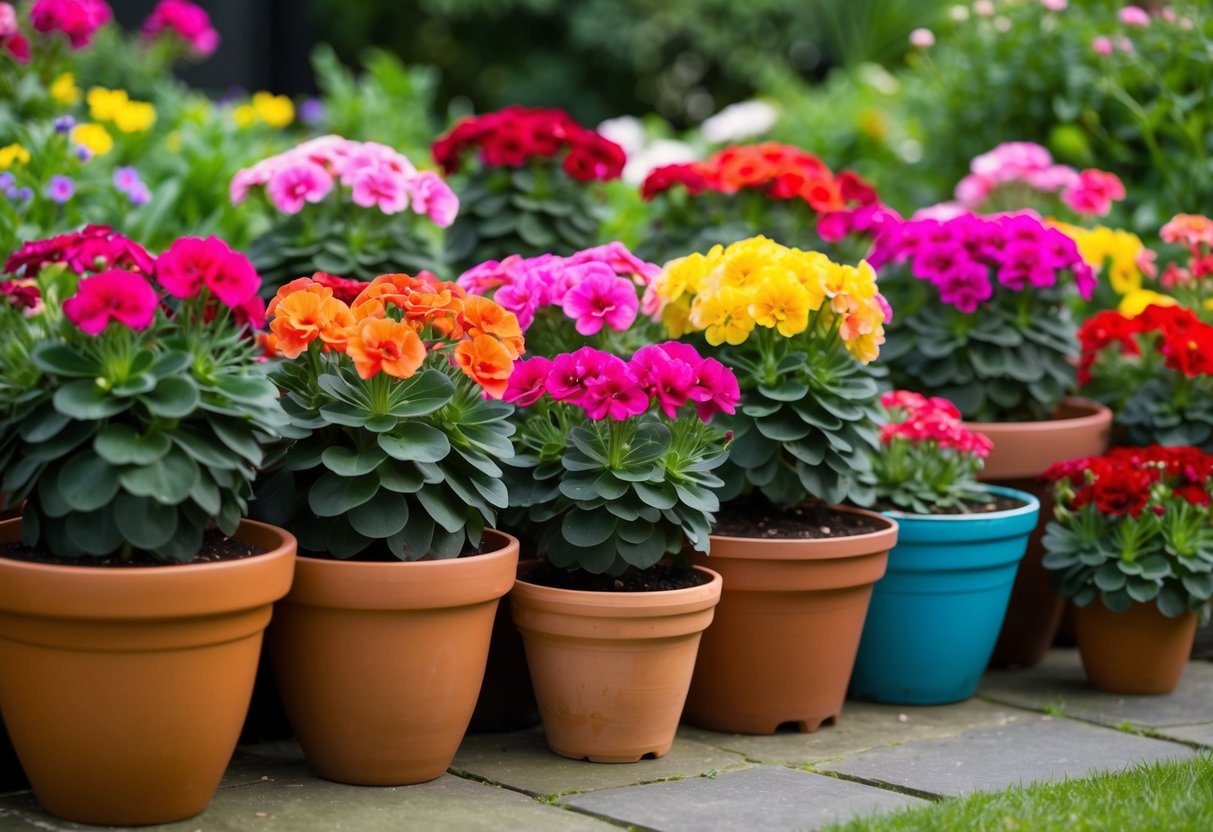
86;87;156;133
265;272;523;397
231;135;457;224
4;224;153;277
432;106;626;182
652;235;888;363
879;390;993;458
1049;220;1154;297
0;2;29;62
505;343;739;422
112;165;151;206
947;142;1126;218
232;92;294;129
29;0;110;49
457;242;658;332
141;0;218;57
1044;446;1213;518
1079;304;1213;385
870;213;1097;313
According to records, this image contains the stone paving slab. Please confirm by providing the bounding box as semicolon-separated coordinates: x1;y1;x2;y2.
0;764;617;832
819;714;1196;797
1161;723;1213;747
451;726;752;797
979;648;1213;729
679;698;1030;767
563;764;925;832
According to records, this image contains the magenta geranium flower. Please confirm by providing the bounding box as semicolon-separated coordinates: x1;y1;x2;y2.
156;236;261;308
30;0;111;49
581;356;649;421
62;270;158;334
503;356;553;406
560;264;639;335
141;0;219;56
546;346;606;403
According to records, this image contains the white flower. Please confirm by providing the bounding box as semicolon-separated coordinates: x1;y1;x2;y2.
596;116;647;156
622;139;699;185
699;100;779;144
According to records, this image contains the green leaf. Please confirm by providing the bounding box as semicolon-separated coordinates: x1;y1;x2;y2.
113;492;178;550
416;485;466;534
151;351;192;379
378;424;451;464
172;427;244;470
210;419;263;465
58;450;120;512
562;509;616;548
387;509;434;560
65;508;124;556
1181;573;1213;601
139;376;201;419
33;344;99;377
94;424;171;466
53;379;129;420
214;375;277;405
377;460;426;493
189;474;222;516
322;445;388;477
18;407;69;443
387;370;455;418
308;471;380;517
348;488;410;539
119;447;200;505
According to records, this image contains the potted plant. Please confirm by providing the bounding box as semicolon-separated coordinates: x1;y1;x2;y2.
502;342;735;761
1041;445;1213;694
0;228;295;826
849;391;1040;705
432;106;626;271
646;235;898;735
256;271;523;785
232;136;458;294
872;211;1112;668
639;142;897;265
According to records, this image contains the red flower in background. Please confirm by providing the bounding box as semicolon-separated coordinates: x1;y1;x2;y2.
4;225;154;277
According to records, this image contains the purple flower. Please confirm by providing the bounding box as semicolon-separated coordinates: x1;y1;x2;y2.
112;166;141;193
298;98;325;125
53;115;76;133
74;145;92;162
0;172;13;190
13;186;33;204
127;181;151;206
46;175;74;204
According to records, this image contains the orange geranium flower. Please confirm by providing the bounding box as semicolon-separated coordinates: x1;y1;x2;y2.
267;276;330;316
458;295;525;359
345;317;427;380
269;290;355;358
453;334;514;399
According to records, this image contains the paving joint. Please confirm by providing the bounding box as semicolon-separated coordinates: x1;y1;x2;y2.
797;766;947;804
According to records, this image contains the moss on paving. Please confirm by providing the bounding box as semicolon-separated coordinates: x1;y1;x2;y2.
822;755;1213;832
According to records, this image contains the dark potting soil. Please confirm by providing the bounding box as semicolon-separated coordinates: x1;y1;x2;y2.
875;495;1029;515
712;498;890;540
522;563;708;592
0;529;266;567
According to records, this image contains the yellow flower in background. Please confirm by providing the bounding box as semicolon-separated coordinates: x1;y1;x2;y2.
750;273;811;337
232;104;256;128
112;100;156;133
50;73;81;106
1119;289;1178;317
87;87;129;122
251;92;294;127
661;298;692;339
691;285;755;346
71;123;114;156
0;144;31;169
1050;221;1147;296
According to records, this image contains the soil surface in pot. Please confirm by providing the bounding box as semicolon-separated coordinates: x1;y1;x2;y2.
522;563;707;592
712;498;887;540
0;529;265;566
874;496;1027;515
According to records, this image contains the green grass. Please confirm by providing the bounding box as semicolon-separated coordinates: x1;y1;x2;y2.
822;755;1213;832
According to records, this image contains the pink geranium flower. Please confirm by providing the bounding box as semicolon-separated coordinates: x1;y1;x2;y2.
157;236;261;307
688;357;740;422
503;356;553;407
141;0;218;56
1118;5;1150;26
30;0;111;48
581;356;649;421
63;270;158;334
560;265;639;335
1062;169;1126;217
349;163;410;214
266;160;333;214
207;248;261;308
409;170;459;228
546;346;607;403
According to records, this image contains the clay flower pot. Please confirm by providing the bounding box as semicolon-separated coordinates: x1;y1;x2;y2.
966;397;1113;669
850;487;1040;705
0;518;296;826
683;508;897;734
269;530;519;785
511;566;722;762
469;558;543;733
1073;601;1199;695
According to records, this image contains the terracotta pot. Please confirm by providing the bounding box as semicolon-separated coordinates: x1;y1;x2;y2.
468;558;542;733
683;507;897;734
967;397;1113;669
511;566;722;762
1074;601;1198;695
269;530;519;785
0;518;296;826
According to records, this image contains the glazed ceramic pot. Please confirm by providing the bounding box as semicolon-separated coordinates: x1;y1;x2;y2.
850;486;1040;705
0;518;296;826
269;530;519;785
966;397;1113;668
683;508;897;734
1073;601;1198;695
511;566;721;762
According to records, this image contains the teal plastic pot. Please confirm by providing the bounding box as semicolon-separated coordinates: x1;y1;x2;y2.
849;486;1040;705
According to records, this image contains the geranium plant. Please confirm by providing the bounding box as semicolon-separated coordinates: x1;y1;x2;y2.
503;343;738;576
1078;304;1213;449
256;271;523;560
648;235;889;508
863;390;994;514
1042;445;1213;616
639;142;897;265
1127;213;1213;319
0;226;285;560
432;106;626;270
233;136;457;294
873;212;1096;421
456;241;661;356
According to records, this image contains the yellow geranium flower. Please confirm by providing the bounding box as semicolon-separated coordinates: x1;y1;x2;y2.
1050;220;1146;296
71;123;114;156
661;298;693;339
1119;289;1178;317
0;144;31;169
691;286;756;346
50;73;81;106
232;104;257;128
750;273;811;337
87;87;129;122
251;92;294;128
112;100;156;133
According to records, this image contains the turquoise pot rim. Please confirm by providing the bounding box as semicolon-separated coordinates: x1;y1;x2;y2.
878;485;1041;546
880;485;1040;523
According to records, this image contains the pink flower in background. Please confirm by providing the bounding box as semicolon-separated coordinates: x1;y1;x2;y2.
1092;35;1114;55
409;170;459;227
1040;0;1067;11
1062;169;1126;216
349;163;410;214
503;356;553;406
63;270;158;334
141;0;218;56
561;265;639;335
908;28;934;48
567;242;662;284
0;3;17;35
266;160;333;214
29;0;111;48
1118;5;1150;26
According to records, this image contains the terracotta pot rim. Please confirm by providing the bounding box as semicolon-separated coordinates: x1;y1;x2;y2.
293;528;516;570
512;565;722;617
0;518;296;620
881;485;1041;523
962;396;1111;432
707;505;898;560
